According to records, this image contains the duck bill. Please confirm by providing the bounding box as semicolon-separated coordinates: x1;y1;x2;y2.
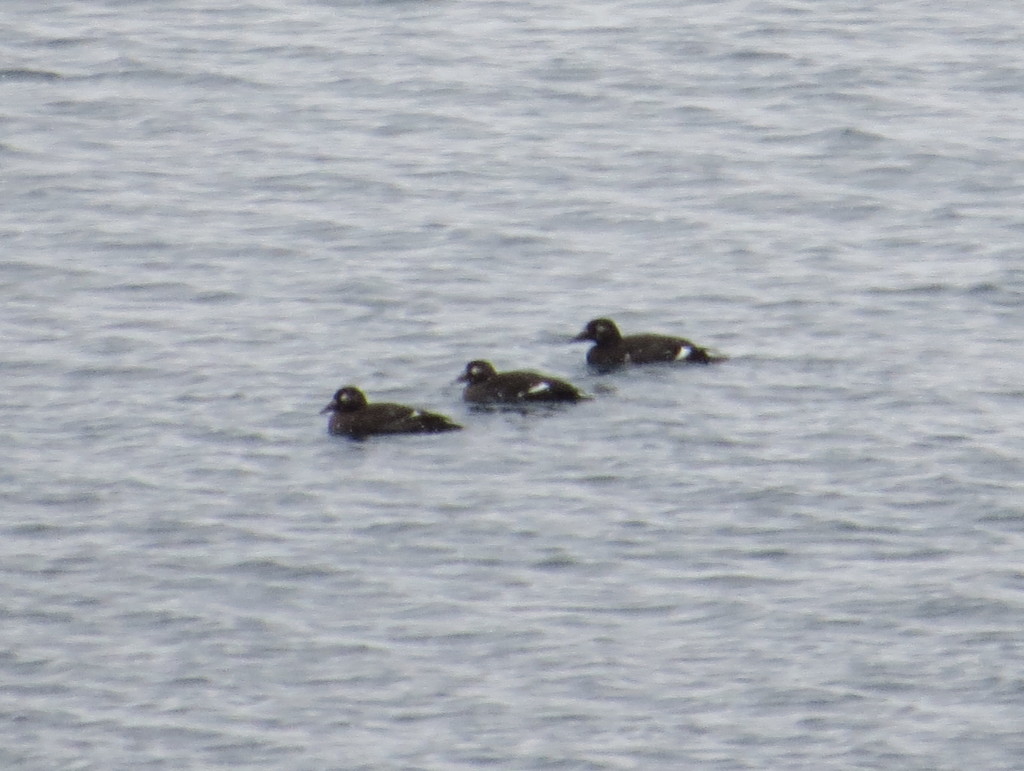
319;401;337;414
572;330;590;341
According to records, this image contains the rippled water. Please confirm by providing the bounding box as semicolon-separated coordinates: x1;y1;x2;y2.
3;0;1024;768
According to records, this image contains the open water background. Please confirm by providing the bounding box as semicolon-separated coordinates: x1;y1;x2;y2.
3;1;1024;768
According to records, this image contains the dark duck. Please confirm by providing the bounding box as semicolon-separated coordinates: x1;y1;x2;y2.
457;360;589;404
321;386;462;439
573;317;726;369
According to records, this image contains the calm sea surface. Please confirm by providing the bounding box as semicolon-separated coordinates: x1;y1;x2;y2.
3;0;1024;768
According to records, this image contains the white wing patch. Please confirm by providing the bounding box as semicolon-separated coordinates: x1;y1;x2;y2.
527;382;551;394
674;345;693;360
409;410;422;418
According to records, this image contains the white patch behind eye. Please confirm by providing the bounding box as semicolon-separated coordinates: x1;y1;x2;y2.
527;382;551;394
675;346;693;360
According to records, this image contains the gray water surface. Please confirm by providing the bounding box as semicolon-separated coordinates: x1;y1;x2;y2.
3;1;1023;768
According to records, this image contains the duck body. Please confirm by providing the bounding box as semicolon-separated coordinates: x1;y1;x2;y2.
457;360;587;404
573;318;725;369
321;386;462;439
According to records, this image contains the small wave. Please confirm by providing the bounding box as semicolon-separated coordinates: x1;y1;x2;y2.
532;552;579;570
811;126;887;148
964;281;1002;296
727;47;795;63
868;281;1007;298
81;62;265;90
224;558;338;580
867;283;951;296
0;69;62;82
4;522;72;538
